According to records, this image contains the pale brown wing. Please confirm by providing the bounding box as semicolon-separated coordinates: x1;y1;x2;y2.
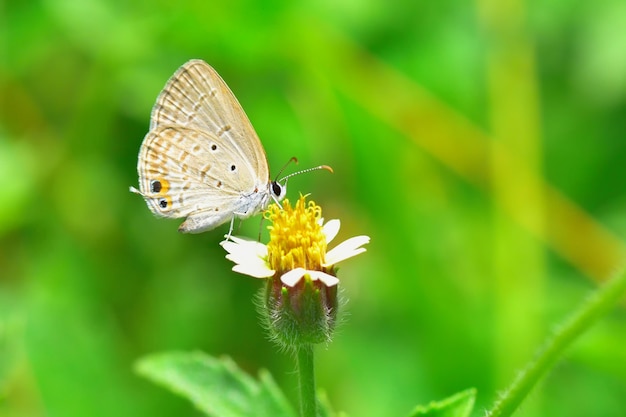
150;60;269;183
137;125;244;217
136;126;270;232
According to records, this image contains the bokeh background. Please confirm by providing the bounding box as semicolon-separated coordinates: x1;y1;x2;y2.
2;0;626;416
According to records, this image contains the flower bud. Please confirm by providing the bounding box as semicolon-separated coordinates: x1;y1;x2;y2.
221;195;369;350
265;269;338;348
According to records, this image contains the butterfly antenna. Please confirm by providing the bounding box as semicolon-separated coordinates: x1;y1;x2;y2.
273;156;299;181
278;164;333;183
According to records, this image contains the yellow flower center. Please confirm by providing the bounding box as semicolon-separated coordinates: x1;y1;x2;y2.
265;196;327;274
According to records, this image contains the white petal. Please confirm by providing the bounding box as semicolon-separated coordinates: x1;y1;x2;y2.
223;251;246;266
281;268;307;287
220;236;273;277
221;234;249;246
322;219;340;244
224;252;266;272
280;268;340;287
323;235;370;266
232;264;275;278
223;246;264;266
227;250;273;276
220;240;240;256
223;235;261;248
308;270;340;287
221;238;267;263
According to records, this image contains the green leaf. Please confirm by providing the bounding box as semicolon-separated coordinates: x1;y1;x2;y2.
135;351;297;417
408;388;476;417
317;390;345;417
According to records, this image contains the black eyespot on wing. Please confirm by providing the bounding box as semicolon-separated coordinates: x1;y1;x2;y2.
230;164;236;171
158;198;168;208
211;144;217;151
271;181;282;197
150;180;162;193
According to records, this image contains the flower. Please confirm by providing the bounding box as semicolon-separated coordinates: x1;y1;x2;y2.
220;199;369;287
220;195;369;347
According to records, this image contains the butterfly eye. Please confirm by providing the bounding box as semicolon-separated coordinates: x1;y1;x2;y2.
271;181;283;197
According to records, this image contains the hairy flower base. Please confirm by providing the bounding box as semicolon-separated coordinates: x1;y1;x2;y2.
265;273;338;348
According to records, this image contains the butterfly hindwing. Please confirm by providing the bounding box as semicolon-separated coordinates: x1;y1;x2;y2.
138;126;263;228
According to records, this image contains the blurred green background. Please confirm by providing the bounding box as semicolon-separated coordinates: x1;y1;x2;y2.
2;0;626;416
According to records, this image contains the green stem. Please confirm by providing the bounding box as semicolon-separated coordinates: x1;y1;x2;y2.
487;270;626;417
296;344;317;417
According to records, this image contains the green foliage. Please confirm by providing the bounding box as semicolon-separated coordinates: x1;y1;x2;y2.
408;389;476;417
135;352;476;417
135;350;477;417
135;352;297;417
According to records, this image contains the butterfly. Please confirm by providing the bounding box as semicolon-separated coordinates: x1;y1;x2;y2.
130;59;330;235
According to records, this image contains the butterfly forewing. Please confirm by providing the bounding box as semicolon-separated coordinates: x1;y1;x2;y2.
150;60;269;181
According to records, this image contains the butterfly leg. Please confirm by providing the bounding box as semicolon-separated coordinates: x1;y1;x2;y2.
256;216;266;242
224;216;236;241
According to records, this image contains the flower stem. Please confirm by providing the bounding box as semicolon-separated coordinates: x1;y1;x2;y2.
296;344;317;417
486;270;626;417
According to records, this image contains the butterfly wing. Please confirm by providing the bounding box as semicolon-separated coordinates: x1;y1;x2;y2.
137;125;270;233
150;59;269;182
135;60;273;233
